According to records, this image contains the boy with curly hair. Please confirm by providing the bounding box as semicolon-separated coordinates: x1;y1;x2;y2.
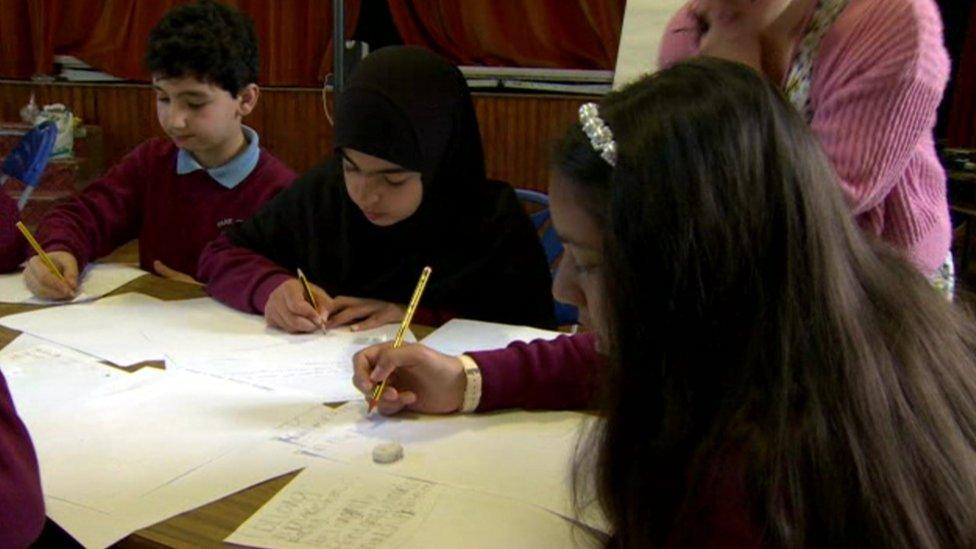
19;0;294;298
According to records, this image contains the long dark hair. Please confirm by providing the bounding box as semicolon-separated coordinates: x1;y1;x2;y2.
558;58;976;547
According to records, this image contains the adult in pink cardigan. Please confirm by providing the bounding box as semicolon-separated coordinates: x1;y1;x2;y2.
658;0;953;287
353;59;976;546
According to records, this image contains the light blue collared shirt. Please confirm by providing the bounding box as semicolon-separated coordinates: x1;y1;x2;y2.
176;126;260;189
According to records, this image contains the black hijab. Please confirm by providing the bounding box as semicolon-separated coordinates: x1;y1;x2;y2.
226;46;555;328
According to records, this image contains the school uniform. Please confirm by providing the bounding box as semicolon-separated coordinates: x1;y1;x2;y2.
0;371;44;546
199;47;556;329
0;192;26;273
34;126;294;277
464;333;764;546
465;333;599;411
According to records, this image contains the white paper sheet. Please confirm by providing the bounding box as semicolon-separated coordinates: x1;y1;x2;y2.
25;368;322;515
0;293;168;365
45;440;316;549
44;496;144;549
164;330;401;403
0;334;125;417
142;298;410;357
0;263;145;304
273;401;607;531
420;318;564;357
0;294;412;367
0;304;599;545
226;462;595;549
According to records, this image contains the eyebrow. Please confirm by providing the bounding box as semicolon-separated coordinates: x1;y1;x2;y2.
340;151;415;175
554;230;598;251
152;85;210;100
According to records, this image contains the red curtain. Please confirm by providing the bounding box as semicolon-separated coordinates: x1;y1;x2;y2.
0;0;51;78
947;3;976;148
1;0;626;82
0;0;360;87
387;0;626;70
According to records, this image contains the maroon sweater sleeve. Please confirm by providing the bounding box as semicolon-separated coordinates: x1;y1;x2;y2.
199;234;463;323
410;307;459;328
198;232;294;313
35;142;148;271
468;333;600;412
0;192;26;273
0;372;45;547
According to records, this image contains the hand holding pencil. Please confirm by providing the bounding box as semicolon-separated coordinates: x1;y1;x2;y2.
264;273;332;334
368;266;432;413
297;268;329;334
352;342;467;416
18;222;79;300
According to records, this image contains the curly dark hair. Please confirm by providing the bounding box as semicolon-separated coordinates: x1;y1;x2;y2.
144;0;259;96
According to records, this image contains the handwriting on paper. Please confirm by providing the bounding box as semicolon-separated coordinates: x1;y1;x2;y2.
231;468;436;548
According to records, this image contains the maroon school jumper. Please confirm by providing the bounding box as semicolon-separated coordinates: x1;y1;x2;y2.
34;137;294;276
467;333;765;547
0;371;44;546
0;191;26;273
198;233;457;327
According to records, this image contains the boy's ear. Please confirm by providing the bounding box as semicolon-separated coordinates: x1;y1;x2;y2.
237;84;260;117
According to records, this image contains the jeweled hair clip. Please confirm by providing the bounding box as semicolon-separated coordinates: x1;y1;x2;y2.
578;102;617;167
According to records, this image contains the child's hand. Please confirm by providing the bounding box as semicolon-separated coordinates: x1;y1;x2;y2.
23;251;78;300
325;296;405;331
264;278;331;333
153;260;202;285
352;342;467;415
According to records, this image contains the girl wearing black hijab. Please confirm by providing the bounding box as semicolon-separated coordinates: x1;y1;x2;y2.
198;46;556;332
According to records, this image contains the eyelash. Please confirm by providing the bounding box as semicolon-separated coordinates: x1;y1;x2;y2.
568;249;600;276
344;165;409;186
575;264;598;275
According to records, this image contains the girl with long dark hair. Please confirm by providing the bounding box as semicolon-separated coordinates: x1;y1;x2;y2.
353;57;976;547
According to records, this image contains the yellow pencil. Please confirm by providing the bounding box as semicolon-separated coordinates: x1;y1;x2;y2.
368;266;432;413
296;268;328;334
16;221;69;286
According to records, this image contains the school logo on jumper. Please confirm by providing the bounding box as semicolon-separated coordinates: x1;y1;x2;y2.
216;218;242;229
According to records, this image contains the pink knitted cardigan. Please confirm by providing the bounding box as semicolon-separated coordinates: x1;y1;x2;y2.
659;0;951;275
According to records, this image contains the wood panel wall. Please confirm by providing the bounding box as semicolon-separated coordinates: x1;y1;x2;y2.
0;81;591;192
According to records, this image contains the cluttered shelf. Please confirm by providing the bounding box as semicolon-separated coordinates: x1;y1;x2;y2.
1;112;104;226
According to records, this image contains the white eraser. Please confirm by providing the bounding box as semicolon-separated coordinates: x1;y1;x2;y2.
372;441;404;464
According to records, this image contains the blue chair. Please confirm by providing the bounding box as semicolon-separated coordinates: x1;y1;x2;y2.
0;121;58;210
515;188;578;325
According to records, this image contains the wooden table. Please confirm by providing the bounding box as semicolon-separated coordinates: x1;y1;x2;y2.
0;272;434;547
0;273;206;350
121;472;301;548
